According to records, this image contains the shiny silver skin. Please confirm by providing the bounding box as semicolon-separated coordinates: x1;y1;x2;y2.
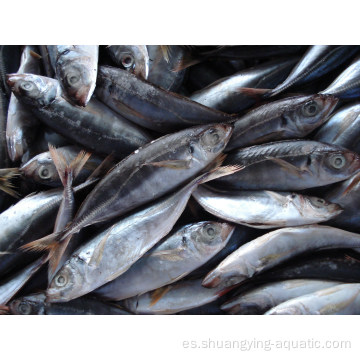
94;221;235;301
6;46;41;161
7;73;152;156
0;256;45;305
324;172;360;231
265;283;360;315
95;66;232;133
190;58;298;113
226;94;338;151
221;279;341;314
20;145;102;187
192;186;342;229
147;45;187;92
107;45;149;79
124;279;228;315
202;225;360;288
55;45;98;106
215;140;360;191
313;102;360;153
55;123;232;243
46;169;229;302
321;56;360;99
268;46;359;97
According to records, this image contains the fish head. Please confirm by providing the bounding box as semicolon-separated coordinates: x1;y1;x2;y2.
110;45;149;79
191;221;235;255
202;266;245;289
46;260;85;303
321;149;360;181
191;123;233;162
20;153;61;186
56;52;96;106
6;73;59;108
9;293;46;315
290;94;338;133
301;195;343;220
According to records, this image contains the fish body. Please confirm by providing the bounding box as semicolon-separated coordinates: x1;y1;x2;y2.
190;58;298;113
214;140;360;191
7;73;152;156
94;221;234;301
221;279;341;314
226;95;338;150
95;65;232;132
193;186;342;228
265;283;360;315
202;225;360;288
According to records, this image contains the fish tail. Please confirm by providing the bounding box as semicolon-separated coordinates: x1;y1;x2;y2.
87;153;116;180
48;144;68;187
48;234;72;282
19;232;63;252
172;53;203;72
0;167;20;198
69;150;92;180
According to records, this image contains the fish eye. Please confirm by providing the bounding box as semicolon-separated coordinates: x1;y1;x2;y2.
203;223;218;239
18;302;32;315
189;144;195;154
66;73;80;86
201;129;221;148
330;154;346;169
38;166;51;179
182;236;187;245
207;227;215;236
20;81;34;92
55;274;68;287
316;198;326;204
302;101;320;117
121;54;134;68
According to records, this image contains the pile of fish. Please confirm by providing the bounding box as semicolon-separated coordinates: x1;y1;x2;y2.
1;45;360;315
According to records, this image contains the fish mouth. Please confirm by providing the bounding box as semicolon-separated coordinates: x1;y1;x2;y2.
202;271;222;288
20;159;37;177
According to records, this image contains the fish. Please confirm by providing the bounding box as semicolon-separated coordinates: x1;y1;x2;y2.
313;102;360;153
226;94;338;150
267;45;360;97
107;45;149;79
0;45;21;96
221;279;341;314
94;221;235;301
45;165;242;302
6;45;42;161
265;283;360;315
253;251;360;283
202;225;360;288
24;123;233;255
147;45;187;92
6;73;152;156
0;179;96;278
123;279;231;315
20;145;103;187
214;140;360;191
55;45;99;106
192;185;343;228
320;56;360;99
189;58;299;113
9;292;131;315
0;256;46;305
95;65;233;133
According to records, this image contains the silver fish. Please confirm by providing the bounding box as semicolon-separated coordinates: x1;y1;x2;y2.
55;45;99;106
123;279;229;315
45;165;241;302
94;221;235;301
202;225;360;288
221;279;341;314
6;45;41;161
265;283;360;315
192;186;342;228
